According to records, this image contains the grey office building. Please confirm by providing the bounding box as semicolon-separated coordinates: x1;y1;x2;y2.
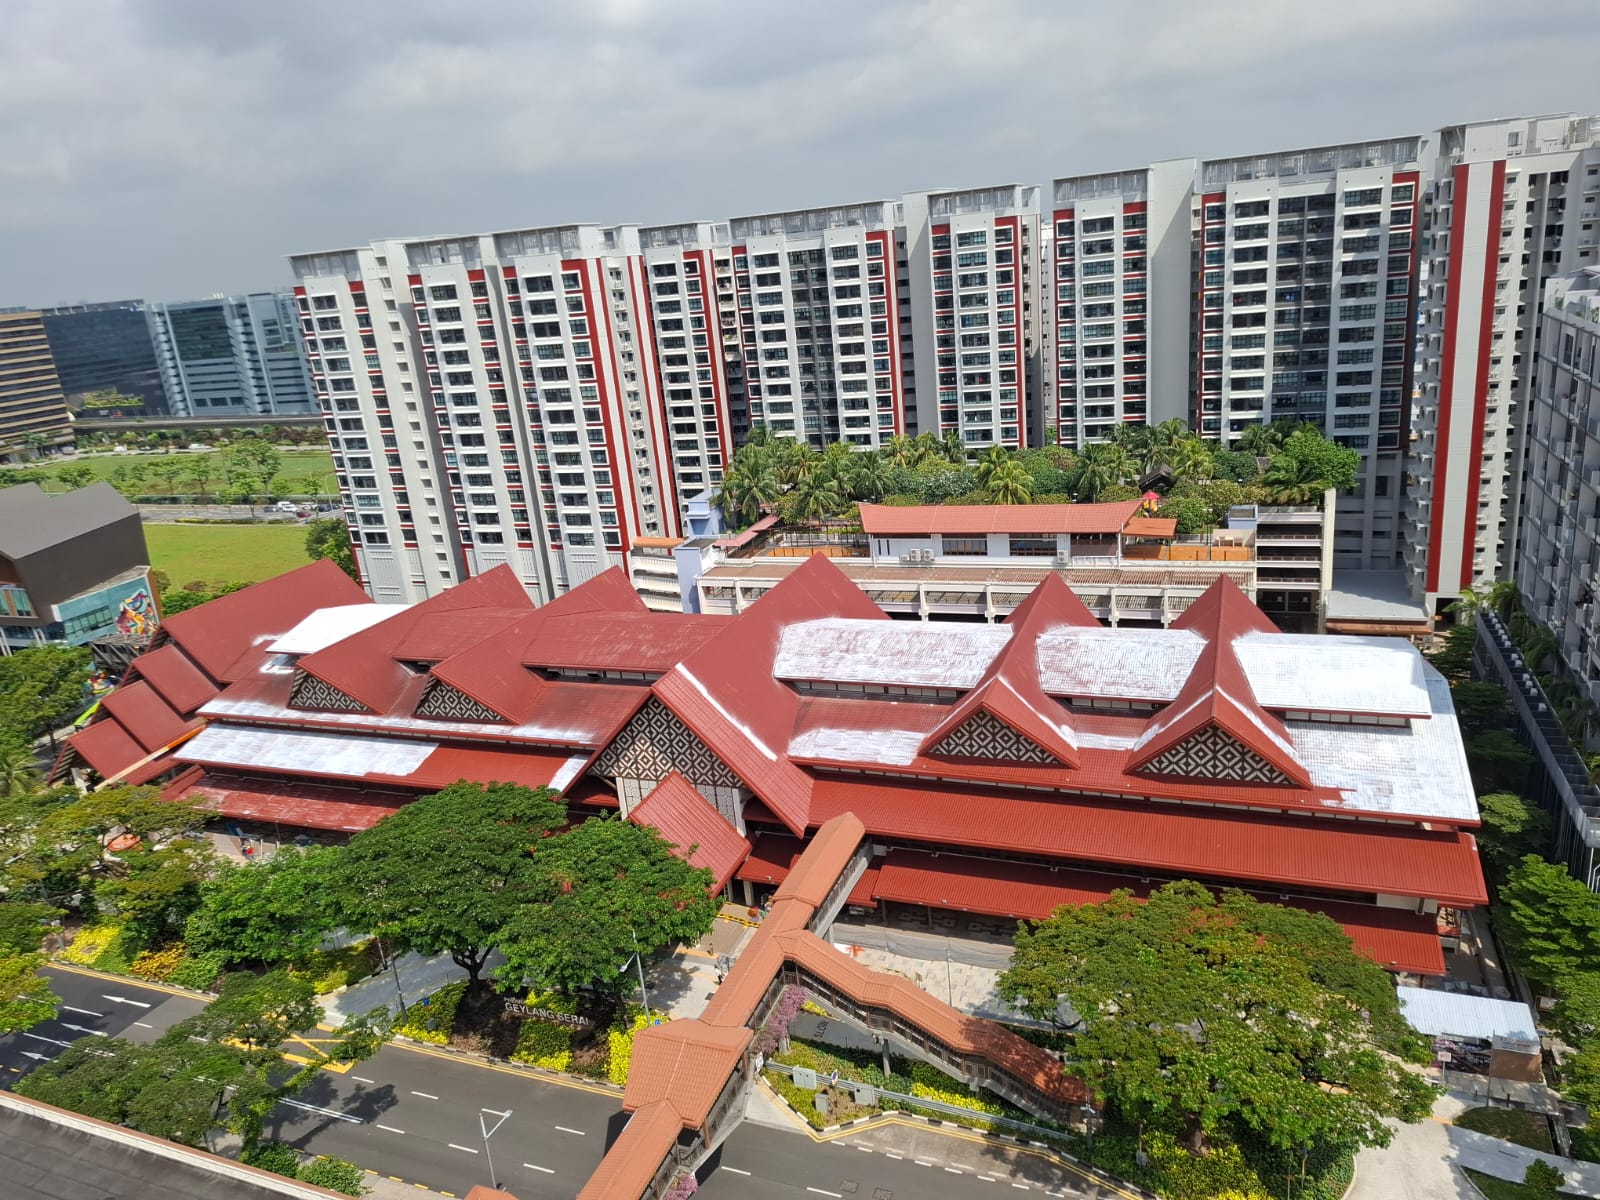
148;291;316;417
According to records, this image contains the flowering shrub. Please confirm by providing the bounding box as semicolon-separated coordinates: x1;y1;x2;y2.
800;999;829;1017
908;1079;1005;1115
752;986;807;1055
61;923;122;966
607;1012;653;1085
129;943;187;982
662;1173;698;1199
392;981;466;1045
512;1019;574;1071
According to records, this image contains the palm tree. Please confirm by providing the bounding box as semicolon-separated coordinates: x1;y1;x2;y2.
939;429;968;465
714;458;782;528
1235;423;1280;456
850;453;892;502
1164;438;1215;483
777;440;818;486
973;445;1012;491
0;740;39;798
1068;443;1136;502
883;434;920;468
983;460;1034;505
1260;453;1326;503
792;472;847;525
1447;581;1521;621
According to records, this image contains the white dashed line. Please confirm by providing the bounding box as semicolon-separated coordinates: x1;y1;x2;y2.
915;1159;936;1167
376;1124;405;1134
806;1190;843;1199
554;1125;585;1135
945;1166;963;1173
410;1091;439;1100
523;1164;554;1174
856;1145;872;1153
352;1075;376;1084
721;1167;751;1176
448;1143;478;1154
884;1152;903;1160
1011;1184;1031;1191
132;1021;153;1029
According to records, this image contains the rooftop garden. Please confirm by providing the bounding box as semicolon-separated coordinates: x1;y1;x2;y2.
714;418;1359;537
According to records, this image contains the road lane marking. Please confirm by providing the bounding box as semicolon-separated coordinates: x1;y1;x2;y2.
884;1152;903;1159
410;1091;439;1100
132;1021;153;1028
721;1167;751;1176
376;1124;406;1134
352;1076;377;1084
554;1125;585;1135
945;1166;963;1173
916;1159;936;1167
447;1143;478;1154
1011;1184;1031;1191
856;1145;872;1153
23;1033;73;1047
100;993;153;1008
58;1023;107;1036
523;1164;555;1174
61;1006;105;1017
807;1190;843;1198
276;1098;361;1123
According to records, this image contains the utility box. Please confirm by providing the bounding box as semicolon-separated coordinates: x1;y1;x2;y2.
791;1066;818;1090
852;1084;878;1107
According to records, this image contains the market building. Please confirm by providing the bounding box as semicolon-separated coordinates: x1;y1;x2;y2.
62;552;1483;977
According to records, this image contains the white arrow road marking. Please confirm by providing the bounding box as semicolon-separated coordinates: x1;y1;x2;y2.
275;1098;360;1124
20;1051;53;1062
59;1024;108;1036
102;995;153;1008
23;1033;73;1048
61;1006;105;1018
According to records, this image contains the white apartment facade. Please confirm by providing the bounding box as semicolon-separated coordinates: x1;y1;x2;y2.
1515;266;1600;703
1405;115;1600;610
148;291;316;417
903;185;1041;449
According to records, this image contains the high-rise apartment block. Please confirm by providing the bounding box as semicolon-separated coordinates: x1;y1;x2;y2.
1515;265;1600;704
1405;116;1600;609
0;311;73;462
148;291;316;418
290;111;1597;614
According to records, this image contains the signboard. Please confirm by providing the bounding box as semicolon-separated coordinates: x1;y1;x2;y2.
501;1001;593;1028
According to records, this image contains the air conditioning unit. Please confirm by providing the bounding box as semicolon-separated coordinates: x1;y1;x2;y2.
919;548;935;563
1057;551;1072;564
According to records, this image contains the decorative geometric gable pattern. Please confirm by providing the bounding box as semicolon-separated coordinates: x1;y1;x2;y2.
289;668;368;713
592;697;742;789
929;710;1058;765
1137;725;1292;786
414;677;503;723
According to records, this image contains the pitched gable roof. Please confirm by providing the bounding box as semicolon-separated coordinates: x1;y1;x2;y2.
1128;576;1310;788
157;559;369;683
921;573;1094;767
99;681;192;753
627;772;750;893
123;644;217;716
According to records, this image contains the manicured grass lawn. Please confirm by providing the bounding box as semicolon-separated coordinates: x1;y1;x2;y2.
1455;1106;1555;1153
1463;1166;1550;1199
2;447;335;491
145;523;314;588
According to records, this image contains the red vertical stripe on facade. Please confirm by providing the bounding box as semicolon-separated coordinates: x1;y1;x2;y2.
629;256;680;539
692;250;733;469
1426;164;1472;595
571;260;635;557
866;230;903;438
997;214;1024;448
1457;158;1507;592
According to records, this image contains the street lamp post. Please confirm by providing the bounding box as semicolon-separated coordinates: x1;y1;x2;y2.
628;928;652;1019
479;1107;512;1189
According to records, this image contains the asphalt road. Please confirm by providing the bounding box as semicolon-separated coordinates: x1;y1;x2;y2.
3;968;1101;1199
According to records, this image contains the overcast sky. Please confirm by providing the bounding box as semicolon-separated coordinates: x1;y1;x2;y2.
3;0;1598;307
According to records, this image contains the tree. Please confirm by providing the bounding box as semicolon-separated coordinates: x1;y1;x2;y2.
999;881;1435;1156
1550;972;1600;1045
1497;856;1600;990
159;581;248;616
304;517;357;581
55;463;98;490
322;781;566;993
1448;580;1521;621
1209;447;1262;484
185;849;336;968
1476;793;1551;881
224;440;282;491
0;734;40;798
0;953;58;1035
1466;729;1534;793
1523;1160;1566;1197
1430;623;1477;682
499;816;718;1005
1451;681;1509;732
982;459;1033;505
973;445;1011;491
790;471;847;525
1262;428;1359;500
849;452;892;502
1156;495;1214;536
1067;443;1136;502
179;457;216;498
0;644;91;743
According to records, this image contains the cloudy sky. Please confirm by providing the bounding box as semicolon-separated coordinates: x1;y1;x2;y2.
3;0;1598;306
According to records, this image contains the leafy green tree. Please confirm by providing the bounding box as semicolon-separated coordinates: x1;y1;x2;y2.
1430;623;1477;682
1209;446;1263;484
981;459;1033;505
297;1156;368;1196
179;457;216;498
1451;681;1509;732
0;899;59;955
499;815;717;1004
1476;793;1551;881
304;517;357;581
55;463;98;490
1466;729;1535;793
1067;443;1135;502
185;849;336;967
322;781;566;992
224;440;282;494
159;580;249;616
999;881;1436;1155
0;733;40;798
1496;855;1600;990
1523;1160;1566;1196
1262;428;1359;499
0;644;91;743
1550;972;1600;1045
0;953;58;1034
1156;495;1214;536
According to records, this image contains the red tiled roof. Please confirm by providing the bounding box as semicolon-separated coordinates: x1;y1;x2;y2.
66;717;146;779
1128;576;1311;788
858;500;1143;537
1124;516;1178;538
169;771;410;833
99;681;193;753
654;555;886;836
1277;896;1446;976
124;644;218;715
520;612;729;674
158;559;369;683
628;772;751;893
387;607;532;664
575;1100;682;1200
920;574;1094;766
806;776;1487;906
621;1020;751;1126
713;513;779;549
736;833;805;885
772;811;865;909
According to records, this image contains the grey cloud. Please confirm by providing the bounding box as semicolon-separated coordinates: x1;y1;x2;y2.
1;0;1597;305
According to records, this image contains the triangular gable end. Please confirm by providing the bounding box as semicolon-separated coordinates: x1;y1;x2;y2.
928;708;1065;766
289;667;370;713
1135;723;1294;786
593;697;747;830
413;676;505;723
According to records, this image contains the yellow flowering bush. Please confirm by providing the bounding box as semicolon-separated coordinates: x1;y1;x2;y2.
908;1080;1005;1116
608;1012;653;1085
392;981;466;1045
61;923;122;966
512;1019;574;1071
129;944;187;981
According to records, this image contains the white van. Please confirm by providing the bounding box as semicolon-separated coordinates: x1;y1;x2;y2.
274;501;299;513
